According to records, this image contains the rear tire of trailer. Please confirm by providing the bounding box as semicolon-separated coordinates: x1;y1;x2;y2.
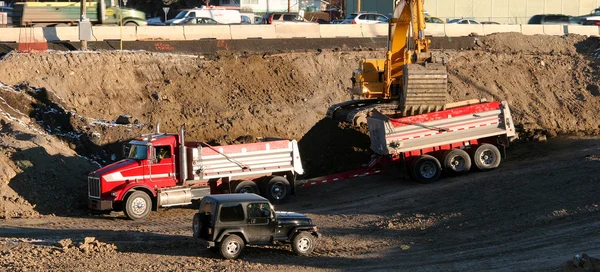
233;180;261;195
443;149;472;175
472;144;501;170
123;191;152;220
411;155;442;184
262;176;291;203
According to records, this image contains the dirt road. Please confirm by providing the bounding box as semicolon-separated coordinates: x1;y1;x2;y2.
1;136;599;271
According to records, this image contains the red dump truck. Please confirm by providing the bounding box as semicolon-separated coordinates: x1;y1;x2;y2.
88;126;304;220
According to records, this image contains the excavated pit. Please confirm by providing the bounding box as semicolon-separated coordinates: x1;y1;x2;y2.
0;33;599;221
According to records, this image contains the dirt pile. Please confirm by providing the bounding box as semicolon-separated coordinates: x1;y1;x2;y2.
0;33;599;219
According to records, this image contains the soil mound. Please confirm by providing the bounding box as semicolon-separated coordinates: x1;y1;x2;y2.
0;33;599;218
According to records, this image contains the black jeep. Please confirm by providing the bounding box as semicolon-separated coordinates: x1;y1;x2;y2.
192;194;321;259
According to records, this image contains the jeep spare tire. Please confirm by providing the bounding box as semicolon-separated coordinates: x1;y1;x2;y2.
192;213;201;239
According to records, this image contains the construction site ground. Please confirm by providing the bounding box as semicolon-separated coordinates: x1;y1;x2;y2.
1;33;600;271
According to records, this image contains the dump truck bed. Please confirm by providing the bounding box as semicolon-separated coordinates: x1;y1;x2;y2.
367;101;516;155
186;139;304;181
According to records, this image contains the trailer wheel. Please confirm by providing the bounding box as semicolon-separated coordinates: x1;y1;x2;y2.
472;144;501;170
123;191;152;220
219;234;245;260
262;176;290;203
233;180;260;195
411;155;442;184
443;149;472;175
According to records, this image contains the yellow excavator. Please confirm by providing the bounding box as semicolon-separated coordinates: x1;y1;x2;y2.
327;0;450;125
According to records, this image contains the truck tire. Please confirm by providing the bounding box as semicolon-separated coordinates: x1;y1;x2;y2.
219;234;244;260
192;213;202;239
123;191;152;220
411;155;442;184
262;176;291;203
443;149;472;175
472;144;501;170
233;180;260;195
292;232;315;256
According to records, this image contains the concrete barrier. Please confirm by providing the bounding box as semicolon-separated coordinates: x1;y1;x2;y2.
520;25;546;35
543;25;566;35
230;25;276;39
482;24;521;35
361;24;387;37
319;24;362;38
566;25;599;36
41;26;79;42
0;27;46;42
184;25;232;40
92;26;137;41
136;26;185;41
425;24;445;37
275;24;320;38
444;24;484;37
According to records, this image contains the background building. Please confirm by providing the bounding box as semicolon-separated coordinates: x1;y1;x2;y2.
344;0;600;24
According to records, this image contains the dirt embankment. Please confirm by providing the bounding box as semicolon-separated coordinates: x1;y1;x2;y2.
0;33;599;220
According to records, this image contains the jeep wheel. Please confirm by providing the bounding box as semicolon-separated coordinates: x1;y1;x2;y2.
262;176;291;203
123;191;152;220
192;213;201;239
292;232;315;256
219;235;244;259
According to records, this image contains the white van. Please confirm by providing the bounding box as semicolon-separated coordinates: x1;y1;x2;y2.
166;7;241;25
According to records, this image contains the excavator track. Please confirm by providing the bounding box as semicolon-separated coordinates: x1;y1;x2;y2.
326;99;397;126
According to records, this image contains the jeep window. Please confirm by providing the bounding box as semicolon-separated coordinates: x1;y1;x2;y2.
273;14;282;20
247;203;271;218
219;204;245;222
127;145;148;160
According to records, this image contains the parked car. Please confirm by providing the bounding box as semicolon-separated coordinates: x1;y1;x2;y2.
171;17;221;25
578;8;600;25
447;18;481;24
528;14;581;25
262;12;315;24
341;12;388;24
193;194;321;260
425;16;445;24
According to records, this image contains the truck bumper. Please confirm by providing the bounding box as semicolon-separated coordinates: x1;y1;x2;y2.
88;198;113;211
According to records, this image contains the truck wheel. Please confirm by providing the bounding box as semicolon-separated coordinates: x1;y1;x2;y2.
123;191;152;220
411;155;442;184
472;144;501;170
192;213;202;239
233;180;260;195
219;234;244;260
443;149;472;175
292;232;315;256
262;176;290;203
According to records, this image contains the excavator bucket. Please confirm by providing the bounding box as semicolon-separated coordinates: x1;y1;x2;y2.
400;63;448;116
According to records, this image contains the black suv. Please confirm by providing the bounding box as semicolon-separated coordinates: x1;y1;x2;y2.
193;194;321;259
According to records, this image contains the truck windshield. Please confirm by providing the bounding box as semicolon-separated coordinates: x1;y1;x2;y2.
127;145;148;160
174;11;190;19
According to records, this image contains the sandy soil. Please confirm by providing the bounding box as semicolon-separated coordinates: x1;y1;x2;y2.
1;33;600;270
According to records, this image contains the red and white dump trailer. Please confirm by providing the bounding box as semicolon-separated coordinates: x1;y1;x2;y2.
88;126;303;220
305;100;517;186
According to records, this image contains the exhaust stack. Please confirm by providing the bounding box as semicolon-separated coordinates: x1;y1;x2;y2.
179;125;187;183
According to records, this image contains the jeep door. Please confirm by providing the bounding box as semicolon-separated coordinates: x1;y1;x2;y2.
245;202;276;243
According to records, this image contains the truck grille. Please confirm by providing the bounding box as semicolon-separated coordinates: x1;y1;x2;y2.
88;176;101;198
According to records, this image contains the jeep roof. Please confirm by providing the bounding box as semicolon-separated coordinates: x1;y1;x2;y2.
202;193;267;204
